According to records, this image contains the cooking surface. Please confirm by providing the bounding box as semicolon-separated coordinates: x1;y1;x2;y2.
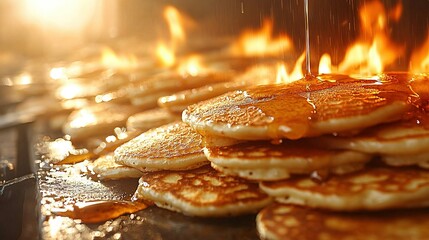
37;162;258;240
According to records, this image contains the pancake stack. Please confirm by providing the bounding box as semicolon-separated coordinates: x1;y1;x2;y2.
178;73;429;238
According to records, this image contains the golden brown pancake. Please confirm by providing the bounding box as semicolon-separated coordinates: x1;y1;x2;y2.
159;81;249;113
92;154;143;180
114;121;208;171
62;103;141;140
183;74;413;141
260;165;429;211
257;203;429;240
313;118;429;155
126;108;181;131
158;64;276;113
127;71;233;99
135;165;272;217
205;140;372;181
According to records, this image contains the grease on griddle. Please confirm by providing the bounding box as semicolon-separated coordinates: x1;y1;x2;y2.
51;200;150;224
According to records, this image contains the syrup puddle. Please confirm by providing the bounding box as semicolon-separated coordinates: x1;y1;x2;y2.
51;200;150;224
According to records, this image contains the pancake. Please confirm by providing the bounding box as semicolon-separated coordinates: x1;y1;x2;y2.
260;165;429;211
114;121;208;171
126;108;181;131
127;71;233;99
158;64;276;113
205;140;372;181
183;74;413;141
92;154;143;180
135;165;272;217
159;81;248;113
311;118;429;166
62;103;141;140
257;203;429;240
382;152;429;169
130;91;174;109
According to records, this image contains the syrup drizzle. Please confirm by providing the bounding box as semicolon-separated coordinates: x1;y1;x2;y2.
51;200;150;224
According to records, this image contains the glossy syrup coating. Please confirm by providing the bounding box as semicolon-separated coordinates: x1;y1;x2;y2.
184;73;418;141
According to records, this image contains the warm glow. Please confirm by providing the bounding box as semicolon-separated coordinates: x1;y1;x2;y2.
177;55;207;77
155;6;194;67
101;47;138;70
69;109;97;129
164;6;186;45
57;83;83;100
15;73;33;85
410;34;429;73
231;19;293;57
50;67;67;80
337;0;404;75
275;53;305;84
20;0;99;33
156;43;176;67
318;54;332;74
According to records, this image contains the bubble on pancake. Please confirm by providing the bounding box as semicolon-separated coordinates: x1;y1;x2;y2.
183;74;413;141
126;108;181;132
92;154;143;180
260;165;429;211
135;165;272;217
63;103;141;140
257;203;429;240
114;121;208;171
204;140;372;180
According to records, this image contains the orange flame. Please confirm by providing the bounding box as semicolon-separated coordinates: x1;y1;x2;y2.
101;47;138;70
156;42;176;67
231;19;293;57
318;53;332;74
156;6;194;67
177;55;207;77
337;0;404;75
410;34;429;73
275;53;305;84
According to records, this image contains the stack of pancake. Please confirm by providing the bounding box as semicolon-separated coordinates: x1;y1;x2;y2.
111;72;429;238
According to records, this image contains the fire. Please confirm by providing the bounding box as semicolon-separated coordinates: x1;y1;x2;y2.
156;6;194;67
410;34;429;73
156;43;176;67
177;55;207;77
318;54;332;74
231;19;293;57
164;6;186;45
320;0;404;76
101;47;138;70
275;53;305;84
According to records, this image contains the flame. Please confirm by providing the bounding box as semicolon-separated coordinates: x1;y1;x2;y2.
231;19;293;57
156;6;194;67
156;43;176;67
275;53;305;84
101;47;138;70
337;0;404;75
318;54;332;74
177;55;207;77
410;34;429;73
164;6;186;45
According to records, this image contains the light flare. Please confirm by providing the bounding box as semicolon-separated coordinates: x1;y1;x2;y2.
156;43;176;67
